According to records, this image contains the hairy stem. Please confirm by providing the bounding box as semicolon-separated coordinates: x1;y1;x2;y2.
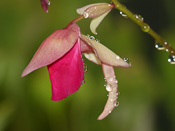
111;0;175;55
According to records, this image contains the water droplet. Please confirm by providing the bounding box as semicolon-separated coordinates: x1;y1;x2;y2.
106;85;112;92
171;51;174;54
114;102;119;107
108;77;113;82
115;80;118;84
168;55;175;64
48;1;51;5
116;92;119;96
95;39;100;43
89;36;95;40
110;99;113;102
141;23;150;32
134;14;144;21
109;111;112;113
124;57;131;65
120;11;128;18
82;79;85;84
86;34;90;38
83;12;89;18
155;42;165;50
84;63;88;73
166;49;169;52
116;56;120;60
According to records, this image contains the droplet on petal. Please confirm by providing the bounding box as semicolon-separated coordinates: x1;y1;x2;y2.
124;57;131;65
106;85;112;92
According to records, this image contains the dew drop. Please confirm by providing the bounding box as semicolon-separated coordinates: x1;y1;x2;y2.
124;57;131;65
134;14;144;21
168;55;175;64
83;63;88;73
109;111;112;113
120;11;128;18
114;102;119;107
108;77;113;82
48;1;51;5
141;23;150;32
166;49;169;52
95;39;100;43
106;85;112;92
86;34;90;38
155;42;165;50
83;12;89;18
115;80;118;84
82;79;85;84
89;36;95;40
116;56;120;60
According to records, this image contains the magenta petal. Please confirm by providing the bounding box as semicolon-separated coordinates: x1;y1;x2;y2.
47;39;84;101
40;0;50;12
21;23;80;77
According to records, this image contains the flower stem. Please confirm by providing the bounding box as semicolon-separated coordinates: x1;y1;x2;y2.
70;15;84;23
111;0;175;55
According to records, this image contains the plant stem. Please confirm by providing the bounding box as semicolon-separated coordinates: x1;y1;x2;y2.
111;0;175;55
70;15;84;23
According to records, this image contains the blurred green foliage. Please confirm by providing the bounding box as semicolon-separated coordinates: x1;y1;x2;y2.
0;0;175;131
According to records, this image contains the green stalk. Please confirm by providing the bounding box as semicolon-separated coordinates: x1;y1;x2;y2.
112;0;175;55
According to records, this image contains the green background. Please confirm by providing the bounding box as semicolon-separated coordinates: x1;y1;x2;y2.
0;0;175;131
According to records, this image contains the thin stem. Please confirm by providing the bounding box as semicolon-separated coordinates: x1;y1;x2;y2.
111;0;175;55
70;15;84;23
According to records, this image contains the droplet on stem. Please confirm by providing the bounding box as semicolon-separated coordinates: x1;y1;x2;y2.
120;11;128;18
168;55;175;64
141;23;150;32
155;42;165;50
134;14;144;21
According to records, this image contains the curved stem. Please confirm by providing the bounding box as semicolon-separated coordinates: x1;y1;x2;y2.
111;0;175;55
70;15;84;23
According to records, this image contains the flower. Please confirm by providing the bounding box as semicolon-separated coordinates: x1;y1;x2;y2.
40;0;50;13
21;22;130;119
77;3;115;34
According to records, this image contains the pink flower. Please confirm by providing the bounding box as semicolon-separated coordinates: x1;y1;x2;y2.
40;0;50;13
21;22;131;119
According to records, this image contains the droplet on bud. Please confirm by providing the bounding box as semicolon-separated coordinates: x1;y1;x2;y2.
168;55;175;64
141;23;150;32
155;42;165;50
120;11;128;18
